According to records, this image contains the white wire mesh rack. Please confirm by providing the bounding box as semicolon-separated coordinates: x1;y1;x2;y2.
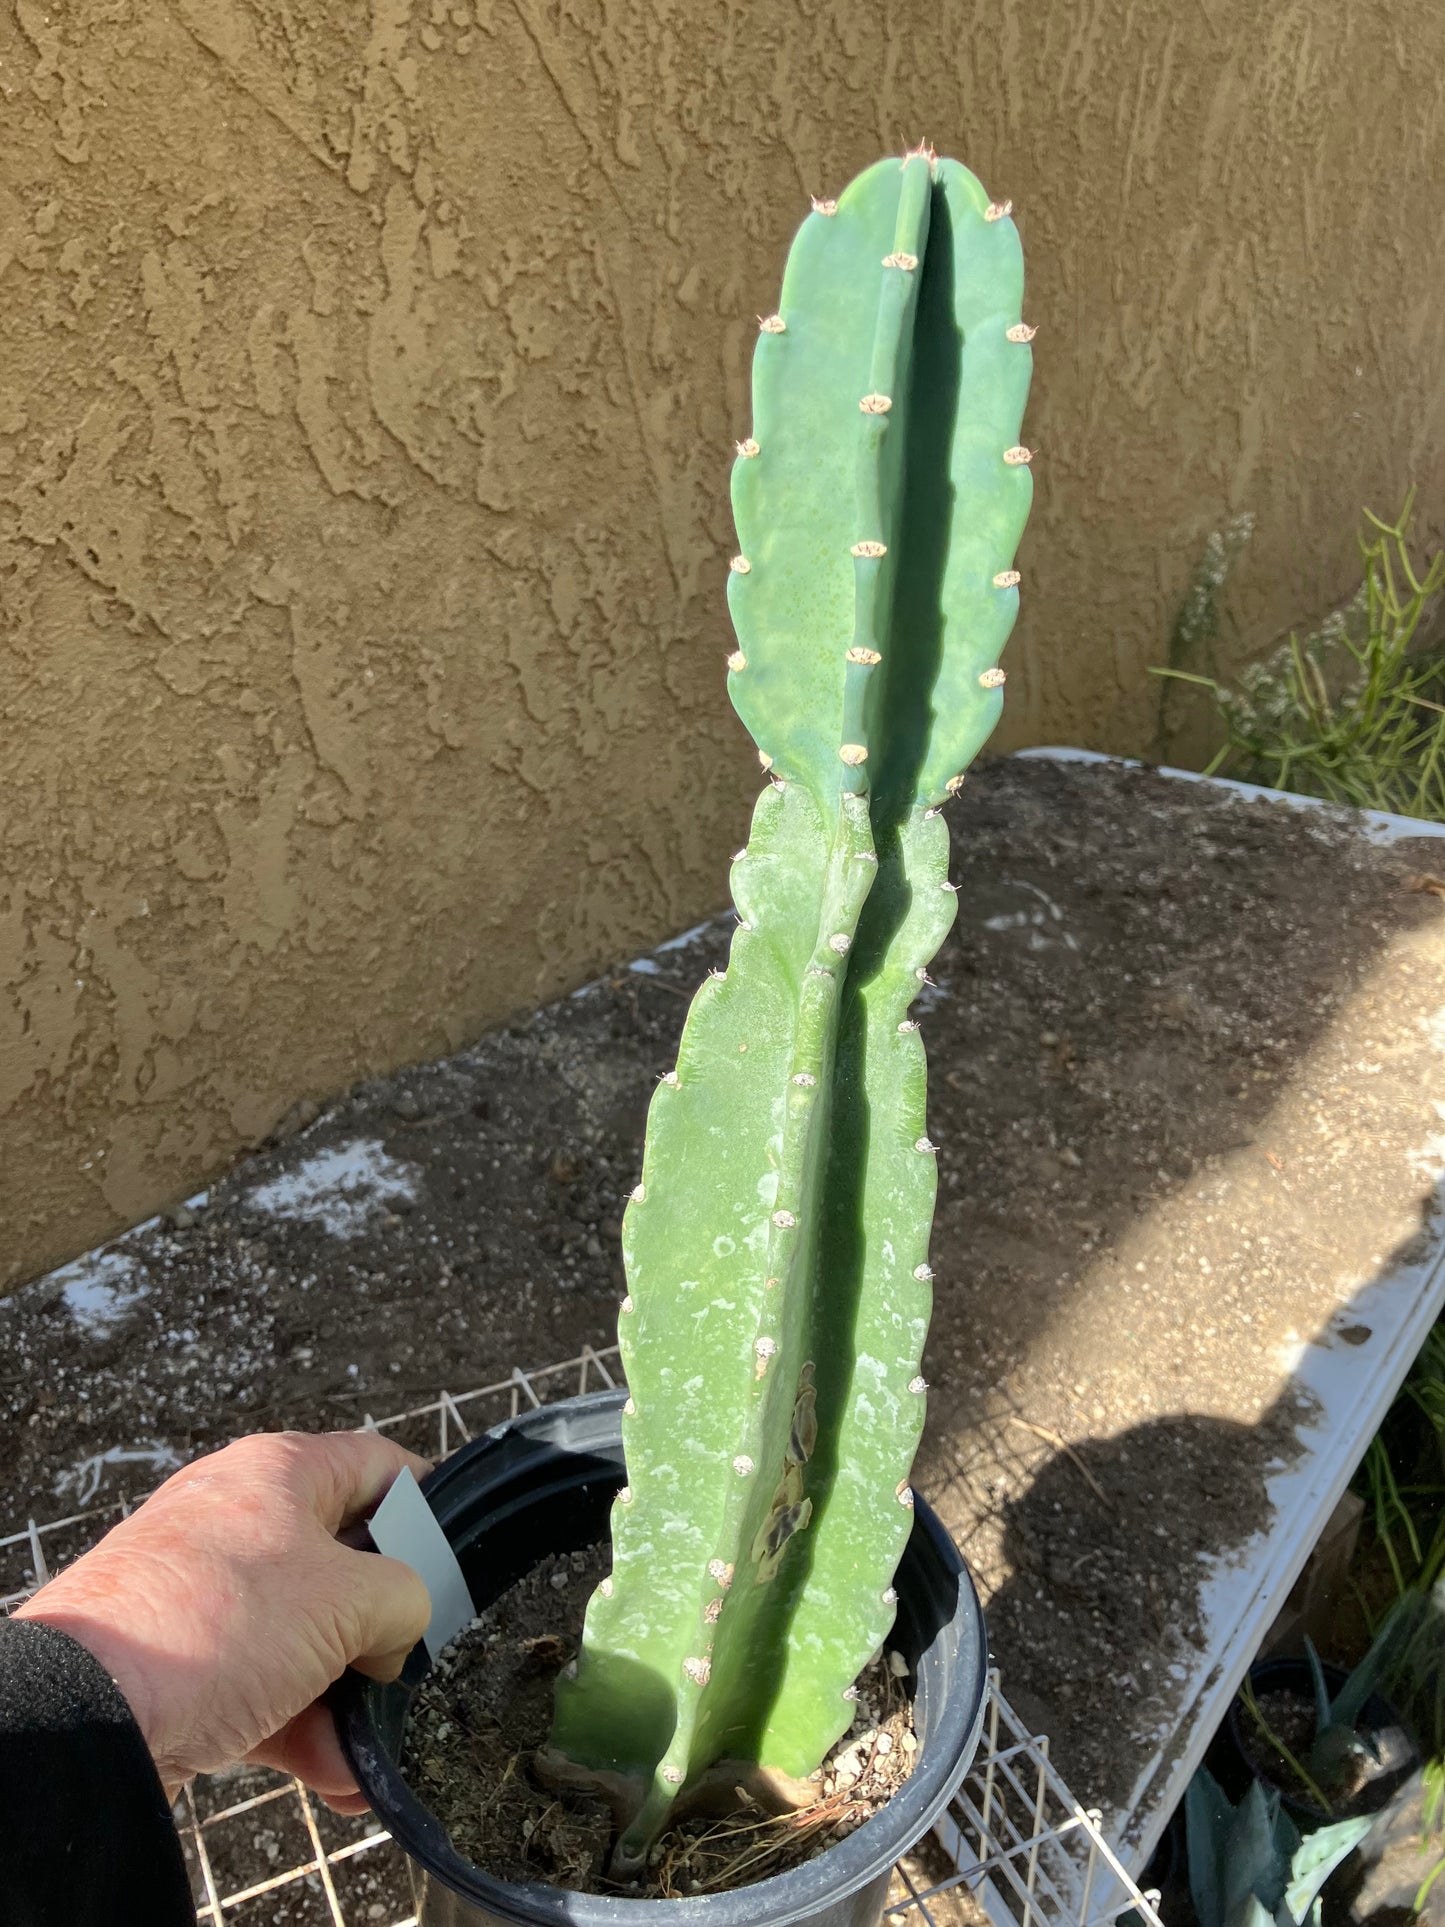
3;1346;1164;1927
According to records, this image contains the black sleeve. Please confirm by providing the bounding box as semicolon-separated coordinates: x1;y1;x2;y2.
0;1616;195;1926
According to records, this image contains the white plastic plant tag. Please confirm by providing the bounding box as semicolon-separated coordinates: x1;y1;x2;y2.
367;1467;475;1662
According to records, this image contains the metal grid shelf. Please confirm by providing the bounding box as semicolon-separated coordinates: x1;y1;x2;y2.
4;1349;1163;1927
0;1345;622;1613
167;1672;1160;1927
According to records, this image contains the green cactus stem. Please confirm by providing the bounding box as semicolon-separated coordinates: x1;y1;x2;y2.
545;145;1033;1870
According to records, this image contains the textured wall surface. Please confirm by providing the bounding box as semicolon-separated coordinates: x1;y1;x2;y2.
2;0;1444;1292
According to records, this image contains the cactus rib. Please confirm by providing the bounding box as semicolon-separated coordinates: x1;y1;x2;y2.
546;147;1033;1862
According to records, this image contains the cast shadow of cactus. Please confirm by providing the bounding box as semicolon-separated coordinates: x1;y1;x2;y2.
969;1184;1445;1829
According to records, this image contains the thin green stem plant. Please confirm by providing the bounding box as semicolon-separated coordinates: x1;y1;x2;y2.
1152;498;1445;820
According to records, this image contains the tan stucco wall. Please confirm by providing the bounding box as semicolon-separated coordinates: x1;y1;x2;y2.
3;0;1444;1293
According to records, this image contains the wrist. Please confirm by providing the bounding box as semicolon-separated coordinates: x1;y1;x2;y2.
16;1581;179;1797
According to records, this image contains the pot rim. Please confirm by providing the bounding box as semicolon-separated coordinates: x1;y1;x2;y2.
1228;1653;1418;1821
334;1390;988;1924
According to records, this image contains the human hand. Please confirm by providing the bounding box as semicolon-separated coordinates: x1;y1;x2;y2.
15;1429;433;1813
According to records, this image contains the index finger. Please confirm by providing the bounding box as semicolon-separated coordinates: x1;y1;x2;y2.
297;1430;435;1531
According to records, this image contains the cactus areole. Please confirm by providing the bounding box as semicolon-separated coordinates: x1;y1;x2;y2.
545;147;1033;1870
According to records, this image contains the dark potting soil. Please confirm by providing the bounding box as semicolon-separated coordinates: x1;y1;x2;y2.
399;1548;917;1897
1237;1687;1371;1815
4;754;1445;1902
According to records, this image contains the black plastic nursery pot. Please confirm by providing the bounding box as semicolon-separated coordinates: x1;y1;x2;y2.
1137;1806;1184;1914
1224;1656;1418;1824
334;1391;990;1927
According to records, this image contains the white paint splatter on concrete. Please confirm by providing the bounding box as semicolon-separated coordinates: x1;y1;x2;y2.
982;879;1080;952
58;1442;185;1506
247;1140;418;1239
571;917;724;999
50;1250;148;1336
1408;1132;1445;1186
655;919;718;953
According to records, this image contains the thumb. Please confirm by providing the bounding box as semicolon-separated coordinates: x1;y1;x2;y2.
339;1547;433;1681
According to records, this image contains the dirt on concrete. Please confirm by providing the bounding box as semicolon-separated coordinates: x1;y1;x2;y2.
5;755;1445;1916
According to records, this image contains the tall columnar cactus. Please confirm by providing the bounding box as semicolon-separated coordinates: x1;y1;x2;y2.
546;146;1033;1868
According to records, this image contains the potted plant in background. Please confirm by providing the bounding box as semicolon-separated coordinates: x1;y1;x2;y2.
1228;1622;1419;1825
338;142;1034;1926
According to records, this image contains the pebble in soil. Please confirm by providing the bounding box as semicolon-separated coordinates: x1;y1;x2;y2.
400;1548;918;1897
